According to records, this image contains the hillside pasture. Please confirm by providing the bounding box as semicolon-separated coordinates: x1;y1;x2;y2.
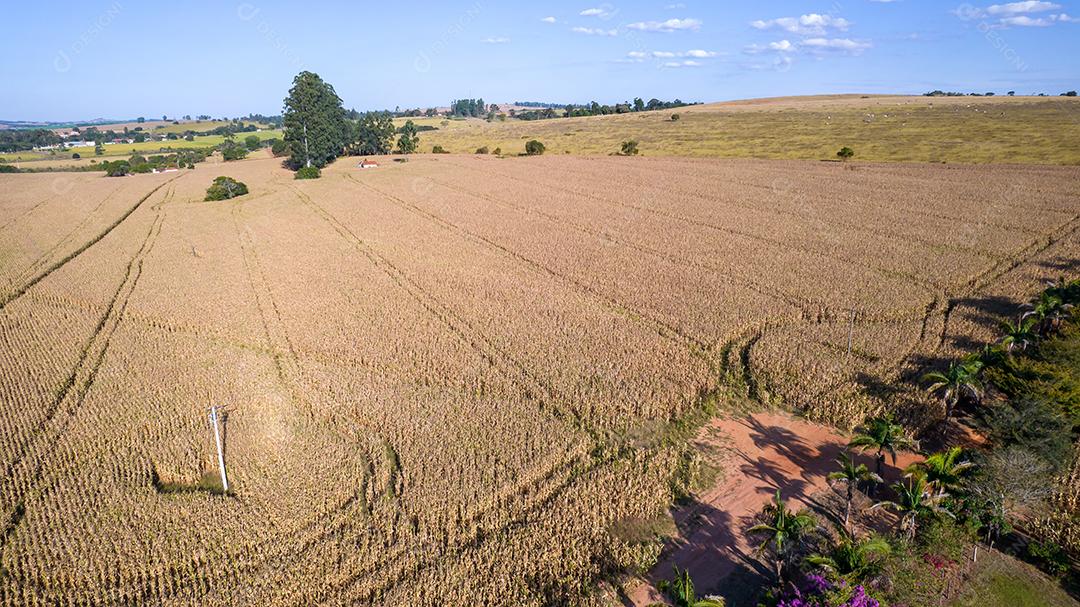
404;95;1080;164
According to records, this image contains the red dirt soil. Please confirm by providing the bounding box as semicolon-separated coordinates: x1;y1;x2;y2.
627;411;920;605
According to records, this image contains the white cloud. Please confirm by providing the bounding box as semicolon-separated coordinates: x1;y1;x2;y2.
627;51;648;58
1054;12;1080;21
801;37;872;51
652;51;678;57
541;16;556;23
684;49;719;57
1004;15;1052;24
987;1;1060;15
580;7;613;18
627;18;702;32
482;37;510;44
751;14;851;35
572;26;618;36
665;3;686;8
663;60;702;68
745;37;869;56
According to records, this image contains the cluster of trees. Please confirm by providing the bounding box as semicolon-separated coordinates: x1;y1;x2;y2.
660;277;1080;606
516;98;695;121
101;150;211;176
448;98;493;118
281;72;437;171
0;129;63;153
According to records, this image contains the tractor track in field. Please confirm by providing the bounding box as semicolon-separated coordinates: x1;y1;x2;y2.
1;196;169;578
0;176;180;311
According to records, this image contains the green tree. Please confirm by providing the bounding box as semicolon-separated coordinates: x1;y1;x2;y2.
633;97;645;112
244;135;261;151
906;447;973;495
94;144;104;156
282;71;348;169
525;139;545;155
837;147;855;161
872;476;952;540
396;120;419;154
350;112;395;155
849;416;917;481
656;566;725;607
806;526;891;582
749;491;816;583
204;176;249;201
104;160;131;177
827;452;882;531
923;359;983;438
271;140;287;157
620;140;640;156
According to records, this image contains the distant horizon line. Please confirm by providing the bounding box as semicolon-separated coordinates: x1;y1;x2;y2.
7;89;1079;125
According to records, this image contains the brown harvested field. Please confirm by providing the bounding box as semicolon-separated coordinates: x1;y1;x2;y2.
0;153;1078;605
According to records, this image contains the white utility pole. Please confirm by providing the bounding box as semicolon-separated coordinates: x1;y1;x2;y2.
209;405;229;493
847;309;856;358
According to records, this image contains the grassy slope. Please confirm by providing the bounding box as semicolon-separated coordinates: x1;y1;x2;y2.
402;94;1080;164
3;129;282;163
951;549;1077;607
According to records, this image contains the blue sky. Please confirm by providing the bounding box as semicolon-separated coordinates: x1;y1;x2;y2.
3;0;1078;121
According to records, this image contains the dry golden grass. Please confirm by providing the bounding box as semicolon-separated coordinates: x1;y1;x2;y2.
404;94;1080;164
0;153;1077;605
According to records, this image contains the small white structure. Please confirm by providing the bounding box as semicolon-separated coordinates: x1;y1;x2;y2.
358;158;380;169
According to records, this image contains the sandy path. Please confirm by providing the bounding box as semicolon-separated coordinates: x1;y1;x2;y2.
628;411;919;605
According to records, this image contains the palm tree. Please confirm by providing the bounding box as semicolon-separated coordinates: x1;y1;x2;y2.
922;359;983;439
827;452;882;532
1000;315;1039;353
806;526;892;582
871;476;952;540
657;566;726;607
749;490;817;583
849;417;917;482
905;447;974;495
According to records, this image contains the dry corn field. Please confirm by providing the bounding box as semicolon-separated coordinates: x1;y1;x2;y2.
0;154;1078;606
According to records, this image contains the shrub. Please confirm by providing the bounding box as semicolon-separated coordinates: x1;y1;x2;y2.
271;140;287;157
492;147;502;156
244;135;261;151
295;166;321;180
525;140;546;155
104;160;131;177
129;154;147;166
475;146;489;155
432;145;450;154
837;147;855;161
132;163;154;174
204;176;249;201
0;165;18;174
1028;541;1070;576
221;145;249;161
620;140;639;156
72;152;81;159
671;114;681;121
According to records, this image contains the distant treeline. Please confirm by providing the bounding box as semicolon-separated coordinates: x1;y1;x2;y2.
925;89;1077;97
513;101;567;108
0;129;62;152
516;98;697;121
